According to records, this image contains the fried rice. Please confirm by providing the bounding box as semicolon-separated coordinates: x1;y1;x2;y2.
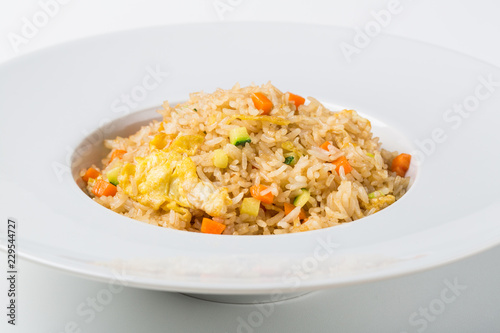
81;83;411;235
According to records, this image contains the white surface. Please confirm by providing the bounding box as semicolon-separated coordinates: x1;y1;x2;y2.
1;1;500;332
5;22;500;297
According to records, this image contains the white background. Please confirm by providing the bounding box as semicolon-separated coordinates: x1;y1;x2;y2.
1;1;500;332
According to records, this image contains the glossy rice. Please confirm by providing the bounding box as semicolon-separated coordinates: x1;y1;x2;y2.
82;83;410;235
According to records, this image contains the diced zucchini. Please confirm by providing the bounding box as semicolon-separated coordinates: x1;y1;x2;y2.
293;188;310;207
281;141;302;165
284;155;294;165
240;197;261;216
107;166;121;186
284;152;298;166
368;188;389;199
230;127;251;146
213;149;229;168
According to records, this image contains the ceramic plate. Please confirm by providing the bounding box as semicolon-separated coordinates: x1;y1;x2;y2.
1;23;499;295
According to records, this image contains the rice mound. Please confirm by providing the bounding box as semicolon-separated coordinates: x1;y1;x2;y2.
83;83;410;235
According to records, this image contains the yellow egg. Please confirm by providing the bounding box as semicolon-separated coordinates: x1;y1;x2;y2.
166;134;204;155
362;195;396;212
118;148;230;218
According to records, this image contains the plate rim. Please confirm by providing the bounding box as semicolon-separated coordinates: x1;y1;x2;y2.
1;21;500;294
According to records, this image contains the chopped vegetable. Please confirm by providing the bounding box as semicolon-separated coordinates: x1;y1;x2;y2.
250;184;274;204
109;149;126;163
391;153;411;177
287;92;305;108
82;167;100;182
368;189;389;199
240;197;261;216
293;188;310;207
281;141;295;151
251;92;273;115
332;156;352;175
284;153;298;166
281;141;302;165
320;141;334;151
91;179;117;197
106;165;121;186
87;178;96;188
284;156;294;165
194;108;198;112
200;217;226;234
283;202;307;220
230;127;251;146
213;149;229;168
366;152;374;158
283;202;294;215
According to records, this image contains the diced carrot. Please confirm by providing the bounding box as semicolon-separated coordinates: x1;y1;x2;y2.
201;217;226;234
283;202;307;220
250;184;274;204
109;149;127;163
283;202;294;215
82;167;101;182
333;156;352;175
320;141;333;151
92;179;117;197
251;92;273;115
287;92;305;108
391;153;411;177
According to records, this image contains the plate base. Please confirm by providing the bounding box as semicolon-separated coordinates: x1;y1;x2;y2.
182;292;310;304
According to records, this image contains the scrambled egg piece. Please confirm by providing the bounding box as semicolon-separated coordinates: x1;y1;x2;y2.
361;195;396;213
166;134;204;155
118;148;230;221
149;133;203;152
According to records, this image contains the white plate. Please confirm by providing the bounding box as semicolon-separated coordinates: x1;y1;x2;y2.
1;23;499;295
